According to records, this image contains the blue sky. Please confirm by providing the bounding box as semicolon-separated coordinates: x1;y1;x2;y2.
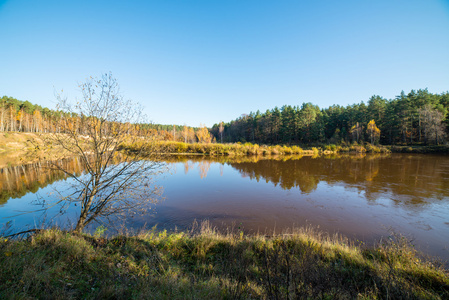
1;0;448;127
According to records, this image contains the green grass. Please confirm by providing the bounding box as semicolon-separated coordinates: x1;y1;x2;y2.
388;145;449;154
1;223;447;299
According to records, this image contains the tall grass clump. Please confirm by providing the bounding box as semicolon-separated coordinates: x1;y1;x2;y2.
365;143;391;153
1;224;447;299
349;143;366;153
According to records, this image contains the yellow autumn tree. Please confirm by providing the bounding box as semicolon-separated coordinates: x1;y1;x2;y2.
367;120;381;144
32;110;42;133
196;124;212;143
16;109;24;131
188;127;195;143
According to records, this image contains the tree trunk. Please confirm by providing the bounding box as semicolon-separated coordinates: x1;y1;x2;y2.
0;108;4;132
75;186;97;233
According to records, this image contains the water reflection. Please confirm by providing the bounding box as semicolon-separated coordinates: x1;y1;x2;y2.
228;154;449;209
166;154;449;210
0;158;84;206
152;154;449;260
3;154;448;210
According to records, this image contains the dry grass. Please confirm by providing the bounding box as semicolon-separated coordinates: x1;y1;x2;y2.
0;222;447;299
125;141;312;157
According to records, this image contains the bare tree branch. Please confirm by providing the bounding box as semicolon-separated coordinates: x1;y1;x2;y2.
39;73;166;232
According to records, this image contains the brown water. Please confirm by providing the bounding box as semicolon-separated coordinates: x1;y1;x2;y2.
1;153;449;261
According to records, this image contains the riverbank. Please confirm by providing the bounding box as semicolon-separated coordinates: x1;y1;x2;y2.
126;140;315;156
0;132;45;168
2;132;448;168
0;224;447;299
387;144;449;154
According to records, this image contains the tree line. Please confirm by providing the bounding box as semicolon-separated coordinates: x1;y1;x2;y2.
0;96;213;142
4;88;448;146
210;89;449;145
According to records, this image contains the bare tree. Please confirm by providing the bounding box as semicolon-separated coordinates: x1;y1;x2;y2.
418;104;447;144
42;73;165;232
0;101;5;132
219;121;224;143
183;125;188;143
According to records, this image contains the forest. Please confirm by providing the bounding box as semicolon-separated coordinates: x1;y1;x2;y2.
211;89;449;146
2;88;449;146
0;96;208;142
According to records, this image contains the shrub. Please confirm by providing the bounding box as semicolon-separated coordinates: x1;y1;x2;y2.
175;142;188;153
350;145;366;153
282;146;293;155
290;146;303;154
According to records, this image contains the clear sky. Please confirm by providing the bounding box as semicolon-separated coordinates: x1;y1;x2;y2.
1;0;448;127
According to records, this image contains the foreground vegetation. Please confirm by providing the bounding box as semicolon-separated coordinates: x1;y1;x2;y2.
1;224;448;299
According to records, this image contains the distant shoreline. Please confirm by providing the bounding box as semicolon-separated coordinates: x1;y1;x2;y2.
1;132;448;169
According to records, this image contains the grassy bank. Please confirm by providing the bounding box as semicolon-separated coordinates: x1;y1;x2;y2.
321;143;391;154
387;145;449;154
1;224;448;299
124;140;394;156
1;132;447;169
151;141;449;156
125;140;320;156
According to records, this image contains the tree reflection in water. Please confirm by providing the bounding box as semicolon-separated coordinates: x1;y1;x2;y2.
2;154;449;210
0;157;84;206
164;153;449;209
227;154;449;209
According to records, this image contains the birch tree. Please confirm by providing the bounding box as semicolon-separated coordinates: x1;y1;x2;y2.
418;104;446;144
42;73;165;232
219;121;224;143
196;124;212;143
